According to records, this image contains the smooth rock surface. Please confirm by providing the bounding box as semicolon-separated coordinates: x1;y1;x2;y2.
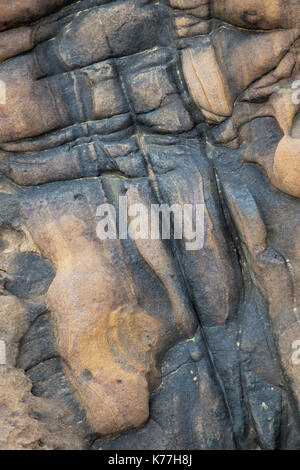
0;0;300;450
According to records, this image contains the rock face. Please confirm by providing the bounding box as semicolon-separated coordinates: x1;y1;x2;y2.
0;0;300;450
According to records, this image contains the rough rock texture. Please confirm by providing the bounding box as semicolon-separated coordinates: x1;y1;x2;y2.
0;0;300;450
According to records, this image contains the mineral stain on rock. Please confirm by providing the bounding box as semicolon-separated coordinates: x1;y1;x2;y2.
0;0;300;450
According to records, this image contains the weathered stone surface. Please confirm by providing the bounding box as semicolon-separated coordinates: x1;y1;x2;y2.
0;0;300;450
